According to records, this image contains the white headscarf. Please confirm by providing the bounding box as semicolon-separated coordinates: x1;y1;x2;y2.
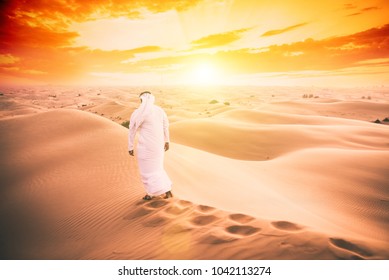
133;92;155;130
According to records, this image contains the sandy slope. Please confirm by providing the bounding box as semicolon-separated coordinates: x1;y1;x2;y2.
170;110;389;160
1;107;388;260
167;144;389;243
0;109;139;259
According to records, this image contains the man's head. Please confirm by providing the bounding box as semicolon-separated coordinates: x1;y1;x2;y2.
139;91;151;98
139;91;151;103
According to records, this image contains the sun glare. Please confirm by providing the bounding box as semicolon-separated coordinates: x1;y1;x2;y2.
189;63;220;85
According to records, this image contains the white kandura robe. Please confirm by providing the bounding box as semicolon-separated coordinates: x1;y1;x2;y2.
128;100;172;196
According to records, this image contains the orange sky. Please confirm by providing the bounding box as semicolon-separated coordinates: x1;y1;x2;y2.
1;0;389;87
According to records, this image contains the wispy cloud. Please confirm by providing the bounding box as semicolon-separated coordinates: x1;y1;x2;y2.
160;24;389;74
261;23;308;37
343;3;357;10
0;54;20;64
191;28;251;49
0;44;165;82
347;6;380;17
129;46;164;53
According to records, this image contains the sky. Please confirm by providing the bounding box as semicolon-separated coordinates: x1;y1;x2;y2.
0;0;389;87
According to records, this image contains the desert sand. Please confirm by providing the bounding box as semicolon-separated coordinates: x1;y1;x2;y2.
0;85;388;260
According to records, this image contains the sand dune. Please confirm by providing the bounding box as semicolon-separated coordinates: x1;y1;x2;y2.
268;100;389;122
170;113;389;160
0;86;388;260
167;144;389;243
0;109;139;259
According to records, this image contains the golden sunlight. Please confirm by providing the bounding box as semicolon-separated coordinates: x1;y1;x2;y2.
188;62;221;85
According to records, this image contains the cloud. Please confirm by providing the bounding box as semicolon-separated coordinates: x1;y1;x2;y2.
0;0;201;50
1;0;201;23
248;23;389;72
347;12;362;17
356;58;389;66
133;23;389;76
347;6;380;17
343;3;358;10
260;22;308;37
0;54;20;64
1;0;388;85
191;28;251;49
361;6;380;12
3;23;389;84
0;0;200;83
120;46;168;64
0;44;166;84
129;46;164;53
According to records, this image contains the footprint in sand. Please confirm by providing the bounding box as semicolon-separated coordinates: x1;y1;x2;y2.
225;225;261;236
196;205;216;213
271;221;304;231
124;199;170;220
329;238;373;259
164;205;190;216
229;213;254;224
145;200;170;209
178;200;193;207
191;215;218;226
201;233;237;244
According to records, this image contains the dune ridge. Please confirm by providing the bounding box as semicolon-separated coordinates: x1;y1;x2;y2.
170;115;389;160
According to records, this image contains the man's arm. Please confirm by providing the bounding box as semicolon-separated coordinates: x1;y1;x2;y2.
162;110;170;152
128;112;137;156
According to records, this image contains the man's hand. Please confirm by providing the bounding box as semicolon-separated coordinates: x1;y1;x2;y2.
129;150;134;156
164;142;170;152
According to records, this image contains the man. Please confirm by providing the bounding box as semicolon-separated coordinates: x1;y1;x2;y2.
128;91;173;200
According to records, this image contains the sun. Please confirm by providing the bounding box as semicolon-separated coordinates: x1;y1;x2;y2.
189;62;220;85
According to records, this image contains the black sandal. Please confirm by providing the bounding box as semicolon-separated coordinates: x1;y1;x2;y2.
142;195;153;200
163;191;173;199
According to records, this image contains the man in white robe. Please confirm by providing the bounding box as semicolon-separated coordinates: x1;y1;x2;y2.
128;91;173;200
